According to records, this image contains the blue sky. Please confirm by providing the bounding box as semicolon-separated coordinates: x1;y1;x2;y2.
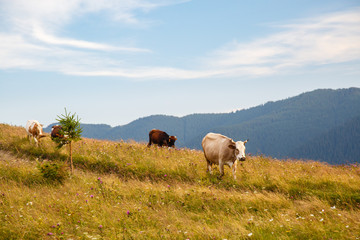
1;0;359;127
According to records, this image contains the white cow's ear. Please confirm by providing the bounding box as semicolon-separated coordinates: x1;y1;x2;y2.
244;139;249;144
228;144;236;149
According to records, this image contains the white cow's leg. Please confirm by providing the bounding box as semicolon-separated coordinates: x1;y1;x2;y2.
231;161;237;180
218;162;225;179
34;137;38;146
207;161;212;174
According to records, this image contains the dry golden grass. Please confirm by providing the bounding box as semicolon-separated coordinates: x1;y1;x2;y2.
0;123;359;239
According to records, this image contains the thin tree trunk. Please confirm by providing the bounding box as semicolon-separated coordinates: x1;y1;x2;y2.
70;141;73;174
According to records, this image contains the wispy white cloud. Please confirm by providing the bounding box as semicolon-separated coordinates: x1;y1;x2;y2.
31;25;149;52
207;8;360;76
0;0;171;53
0;1;359;80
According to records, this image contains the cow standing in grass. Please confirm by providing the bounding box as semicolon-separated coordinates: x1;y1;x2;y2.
25;120;46;146
202;132;249;179
147;129;177;148
51;125;64;139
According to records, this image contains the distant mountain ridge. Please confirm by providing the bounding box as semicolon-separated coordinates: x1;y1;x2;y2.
44;88;360;164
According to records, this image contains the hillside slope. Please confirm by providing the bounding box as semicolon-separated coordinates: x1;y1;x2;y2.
1;124;360;239
290;115;360;164
44;88;360;164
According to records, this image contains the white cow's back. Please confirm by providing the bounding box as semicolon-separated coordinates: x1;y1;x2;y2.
202;133;234;164
26;120;42;135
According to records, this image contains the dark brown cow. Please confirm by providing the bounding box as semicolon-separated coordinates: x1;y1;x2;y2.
51;125;64;139
147;129;177;148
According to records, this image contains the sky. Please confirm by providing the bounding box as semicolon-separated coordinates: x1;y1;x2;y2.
1;0;360;127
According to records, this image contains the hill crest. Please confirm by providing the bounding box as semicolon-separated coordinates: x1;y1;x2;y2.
44;88;360;164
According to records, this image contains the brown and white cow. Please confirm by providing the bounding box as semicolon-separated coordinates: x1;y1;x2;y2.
202;132;248;179
25;120;46;146
147;129;177;148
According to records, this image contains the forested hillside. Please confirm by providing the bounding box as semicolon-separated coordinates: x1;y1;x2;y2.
290;116;360;164
44;88;360;164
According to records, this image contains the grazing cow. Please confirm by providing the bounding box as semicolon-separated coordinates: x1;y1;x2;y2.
202;132;249;179
25;120;46;146
51;125;64;139
147;129;177;148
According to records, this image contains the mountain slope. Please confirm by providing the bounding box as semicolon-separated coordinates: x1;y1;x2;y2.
44;88;360;164
199;88;360;161
290;115;360;164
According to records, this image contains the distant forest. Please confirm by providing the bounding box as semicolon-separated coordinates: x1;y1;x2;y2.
45;88;360;165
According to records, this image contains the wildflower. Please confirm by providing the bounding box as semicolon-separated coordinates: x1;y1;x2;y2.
248;233;253;237
90;195;94;198
269;219;273;222
331;206;336;209
164;174;167;177
320;218;324;222
26;202;33;206
97;177;101;181
127;211;130;215
99;225;103;229
47;232;53;236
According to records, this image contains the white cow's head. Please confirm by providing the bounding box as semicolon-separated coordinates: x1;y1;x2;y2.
229;139;249;161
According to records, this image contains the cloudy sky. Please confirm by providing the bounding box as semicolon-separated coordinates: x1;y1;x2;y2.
1;0;359;127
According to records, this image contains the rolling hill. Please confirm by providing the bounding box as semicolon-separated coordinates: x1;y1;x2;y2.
44;88;360;164
1;123;360;239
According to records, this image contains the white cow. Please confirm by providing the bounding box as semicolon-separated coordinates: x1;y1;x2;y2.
25;120;45;146
202;133;248;179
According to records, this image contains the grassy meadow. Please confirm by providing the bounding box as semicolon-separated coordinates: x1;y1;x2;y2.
0;123;360;239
